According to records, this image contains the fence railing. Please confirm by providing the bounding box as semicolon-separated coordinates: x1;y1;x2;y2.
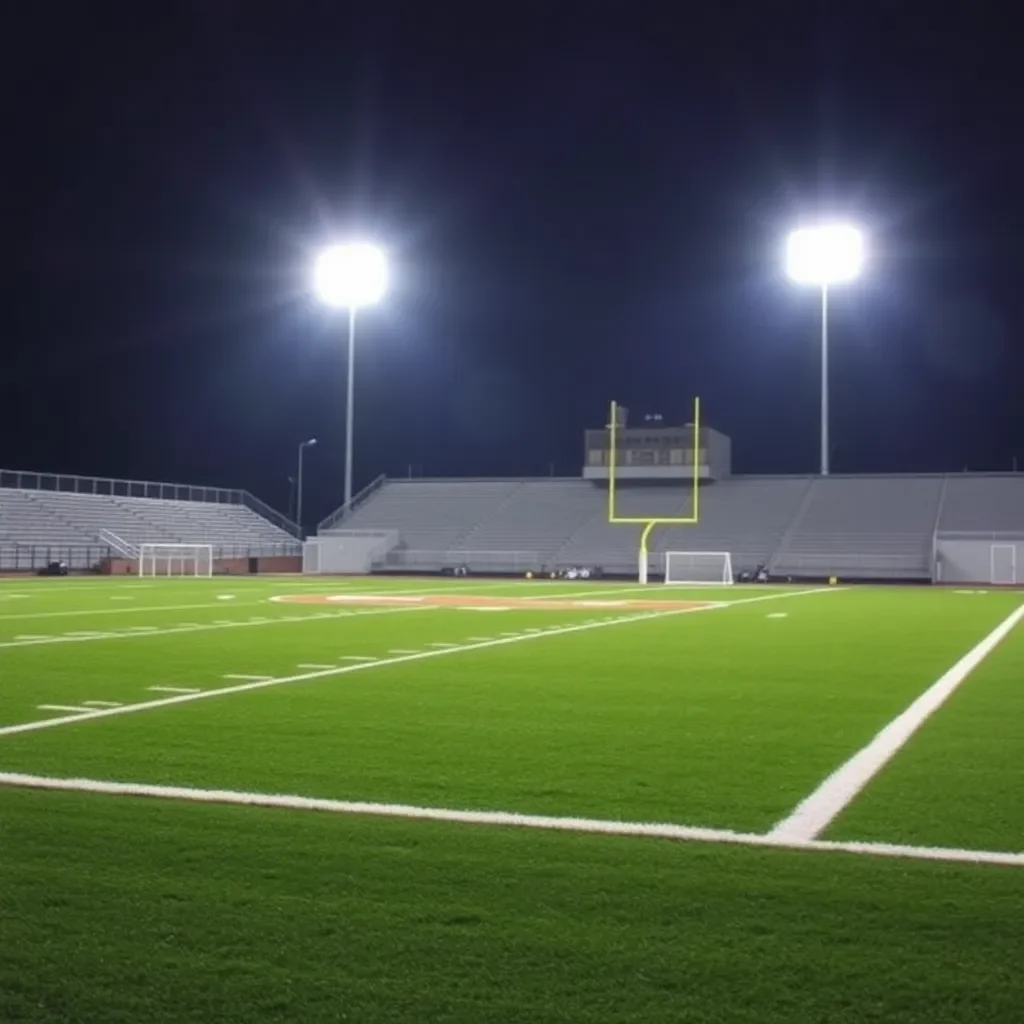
379;548;541;573
0;544;112;572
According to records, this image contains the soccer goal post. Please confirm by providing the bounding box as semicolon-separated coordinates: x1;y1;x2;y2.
664;550;734;585
138;543;214;578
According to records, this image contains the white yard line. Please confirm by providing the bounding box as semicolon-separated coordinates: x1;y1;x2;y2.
0;605;432;651
0;770;1020;869
148;686;202;694
223;674;273;682
0;600;268;623
0;587;836;740
83;700;122;707
296;663;336;670
770;601;1024;843
36;705;92;714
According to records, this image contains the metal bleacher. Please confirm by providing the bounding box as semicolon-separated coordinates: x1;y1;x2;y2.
771;476;946;579
324;472;1024;581
0;471;299;570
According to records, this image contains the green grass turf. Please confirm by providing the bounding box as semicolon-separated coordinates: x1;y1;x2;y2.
1;576;1023;1021
828;613;1024;851
3;786;1024;1024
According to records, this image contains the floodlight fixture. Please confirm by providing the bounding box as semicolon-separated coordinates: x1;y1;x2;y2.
785;223;865;285
313;243;388;309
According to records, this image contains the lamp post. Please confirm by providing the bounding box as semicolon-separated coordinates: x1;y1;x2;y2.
785;223;865;476
295;438;317;538
312;242;388;509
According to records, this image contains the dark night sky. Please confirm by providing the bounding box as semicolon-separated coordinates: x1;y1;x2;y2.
2;1;1022;523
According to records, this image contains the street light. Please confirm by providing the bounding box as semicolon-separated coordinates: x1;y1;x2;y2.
313;242;388;509
785;223;865;476
296;437;317;538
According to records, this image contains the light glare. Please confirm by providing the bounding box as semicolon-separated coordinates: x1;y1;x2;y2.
785;224;865;285
313;243;388;308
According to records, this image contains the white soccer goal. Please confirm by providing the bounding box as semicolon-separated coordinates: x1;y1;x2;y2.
138;543;214;578
664;550;734;586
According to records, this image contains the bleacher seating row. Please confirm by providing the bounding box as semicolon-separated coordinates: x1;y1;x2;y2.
329;474;1024;579
0;488;296;561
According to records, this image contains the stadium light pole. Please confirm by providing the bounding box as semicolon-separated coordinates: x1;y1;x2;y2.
312;242;388;510
785;223;865;476
295;437;317;538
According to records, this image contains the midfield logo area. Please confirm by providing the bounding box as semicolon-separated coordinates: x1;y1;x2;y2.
270;593;717;613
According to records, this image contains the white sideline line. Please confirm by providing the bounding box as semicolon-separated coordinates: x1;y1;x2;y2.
223;674;272;682
1;771;1020;869
770;602;1024;842
148;686;202;694
0;600;266;623
36;705;92;714
0;605;431;651
83;700;122;707
0;587;837;740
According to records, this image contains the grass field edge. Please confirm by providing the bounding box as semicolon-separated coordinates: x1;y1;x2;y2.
2;770;1022;869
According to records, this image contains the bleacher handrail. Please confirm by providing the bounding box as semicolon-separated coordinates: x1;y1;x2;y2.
98;529;138;558
317;474;387;532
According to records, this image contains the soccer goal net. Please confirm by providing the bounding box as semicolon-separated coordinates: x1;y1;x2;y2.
138;543;214;578
664;550;734;585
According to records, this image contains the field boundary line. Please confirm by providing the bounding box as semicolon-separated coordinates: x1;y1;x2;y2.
0;604;432;652
0;770;1020;869
0;587;836;739
770;601;1024;842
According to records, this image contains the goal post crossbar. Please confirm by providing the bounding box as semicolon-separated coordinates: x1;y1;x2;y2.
138;543;214;578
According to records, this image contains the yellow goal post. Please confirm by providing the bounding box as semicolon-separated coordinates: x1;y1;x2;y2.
607;397;702;583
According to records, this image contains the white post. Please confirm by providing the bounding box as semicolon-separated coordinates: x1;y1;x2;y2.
820;282;829;477
638;551;648;585
344;307;357;510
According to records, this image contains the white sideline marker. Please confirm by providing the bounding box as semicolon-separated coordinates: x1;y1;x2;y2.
37;704;92;714
14;635;51;641
0;587;840;743
296;663;336;670
388;649;419;655
770;602;1024;843
83;700;122;707
429;641;458;648
222;674;273;682
148;686;202;694
1;771;1021;870
341;655;377;662
766;612;788;619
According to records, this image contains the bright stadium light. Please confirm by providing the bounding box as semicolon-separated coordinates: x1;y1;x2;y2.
313;243;388;309
312;243;388;509
785;223;866;475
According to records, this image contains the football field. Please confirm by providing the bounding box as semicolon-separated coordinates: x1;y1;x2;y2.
2;575;1023;1022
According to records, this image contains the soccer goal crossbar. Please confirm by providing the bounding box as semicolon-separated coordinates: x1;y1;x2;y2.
138;543;214;578
664;550;734;586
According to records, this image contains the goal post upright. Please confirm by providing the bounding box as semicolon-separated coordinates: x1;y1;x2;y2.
607;396;702;583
